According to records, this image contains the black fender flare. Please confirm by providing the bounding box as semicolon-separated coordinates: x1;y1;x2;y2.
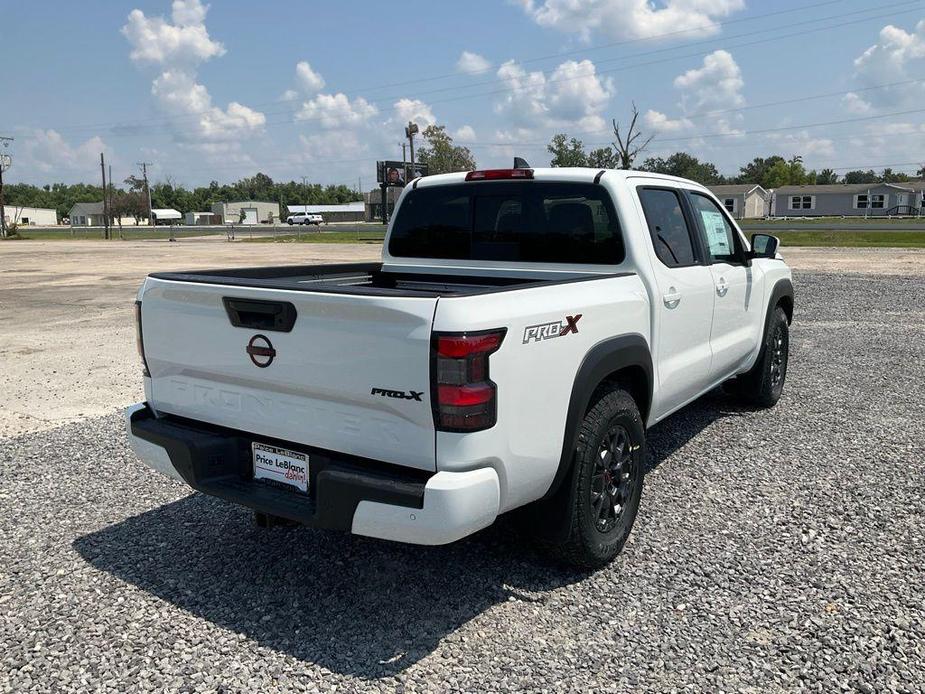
743;277;793;378
542;333;652;500
762;278;794;335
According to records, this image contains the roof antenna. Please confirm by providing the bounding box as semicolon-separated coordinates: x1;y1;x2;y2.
513;157;531;169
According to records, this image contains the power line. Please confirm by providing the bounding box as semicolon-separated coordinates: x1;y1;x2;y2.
419;1;923;110
315;0;861;95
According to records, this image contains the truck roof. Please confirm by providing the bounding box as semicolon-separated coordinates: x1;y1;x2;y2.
411;167;711;190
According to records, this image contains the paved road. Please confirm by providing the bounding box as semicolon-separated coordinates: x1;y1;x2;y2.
1;267;923;691
22;223;388;237
742;223;925;232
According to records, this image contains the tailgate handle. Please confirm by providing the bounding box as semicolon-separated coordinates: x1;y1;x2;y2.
223;297;297;332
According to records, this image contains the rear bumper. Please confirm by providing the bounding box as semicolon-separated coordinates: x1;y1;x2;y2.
125;403;499;545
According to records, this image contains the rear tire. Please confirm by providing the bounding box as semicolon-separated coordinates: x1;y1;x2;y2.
543;387;645;569
730;306;789;408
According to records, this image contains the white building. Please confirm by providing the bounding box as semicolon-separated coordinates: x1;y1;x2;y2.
211;201;280;225
184;211;221;225
151;208;182;225
68;202;143;227
4;206;58;226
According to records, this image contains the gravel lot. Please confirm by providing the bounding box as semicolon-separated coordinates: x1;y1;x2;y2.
2;269;924;692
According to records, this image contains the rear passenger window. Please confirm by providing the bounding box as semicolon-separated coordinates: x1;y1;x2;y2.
638;188;697;267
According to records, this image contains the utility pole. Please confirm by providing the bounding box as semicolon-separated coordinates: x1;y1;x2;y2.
137;162;153;227
300;176;309;215
405;122;419;172
100;153;110;240
0;136;13;238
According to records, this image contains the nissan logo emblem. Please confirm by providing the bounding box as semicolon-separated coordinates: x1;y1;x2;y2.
246;334;276;368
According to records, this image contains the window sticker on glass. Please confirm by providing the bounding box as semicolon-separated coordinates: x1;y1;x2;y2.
700;210;730;256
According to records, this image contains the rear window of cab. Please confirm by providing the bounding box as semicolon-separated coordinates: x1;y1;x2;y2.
388;181;625;264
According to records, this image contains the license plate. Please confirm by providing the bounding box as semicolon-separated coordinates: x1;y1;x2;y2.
252;442;309;493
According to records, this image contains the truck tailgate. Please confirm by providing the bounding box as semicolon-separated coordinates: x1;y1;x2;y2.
140;278;438;471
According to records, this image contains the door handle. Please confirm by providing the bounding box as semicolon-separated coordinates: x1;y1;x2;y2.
715;278;729;297
663;289;682;309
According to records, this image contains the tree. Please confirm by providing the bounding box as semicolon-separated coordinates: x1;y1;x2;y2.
816;169;838;184
416;125;477;175
587;146;618;168
917;163;925;179
763;160;793;189
843;169;878;184
785;155;812;186
639;152;724;185
547;134;589;167
612;103;654;170
737;155;786;186
880;168;910;183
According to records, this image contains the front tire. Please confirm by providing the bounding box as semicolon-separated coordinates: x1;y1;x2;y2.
730;306;789;408
551;387;645;569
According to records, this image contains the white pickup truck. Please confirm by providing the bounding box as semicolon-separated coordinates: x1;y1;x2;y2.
127;166;792;567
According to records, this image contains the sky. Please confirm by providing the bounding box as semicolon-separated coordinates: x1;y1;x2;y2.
2;0;924;189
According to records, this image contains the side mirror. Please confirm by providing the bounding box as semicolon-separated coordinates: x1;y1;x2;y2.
750;233;780;259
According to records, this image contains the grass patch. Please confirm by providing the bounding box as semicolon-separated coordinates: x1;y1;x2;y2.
244;231;386;244
747;217;924;226
775;230;925;248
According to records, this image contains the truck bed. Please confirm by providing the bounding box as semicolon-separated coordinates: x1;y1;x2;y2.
149;262;627;297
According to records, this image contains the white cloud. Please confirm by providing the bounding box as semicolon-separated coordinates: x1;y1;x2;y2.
123;0;265;140
646;50;745;136
295;61;325;93
296;93;378;128
150;69;265;140
122;0;224;66
298;131;368;161
281;89;299;102
393;98;436;129
674;49;744;113
494;58;613;131
454;125;477;142
848;20;925;109
643;110;692;133
842;92;873;115
518;0;745;41
456;51;491;74
17;129;109;178
764;131;835;159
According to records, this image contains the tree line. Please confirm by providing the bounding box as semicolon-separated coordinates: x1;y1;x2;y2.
4;172;361;222
547;133;925;188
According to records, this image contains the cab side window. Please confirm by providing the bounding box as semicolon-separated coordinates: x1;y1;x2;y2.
638;188;697;267
688;193;742;264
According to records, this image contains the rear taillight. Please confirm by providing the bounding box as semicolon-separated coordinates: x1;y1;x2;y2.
432;329;505;432
465;168;534;181
134;301;150;377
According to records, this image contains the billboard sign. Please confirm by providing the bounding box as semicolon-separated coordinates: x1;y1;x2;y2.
376;160;428;187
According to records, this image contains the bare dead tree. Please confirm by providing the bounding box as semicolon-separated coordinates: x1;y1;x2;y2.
612;103;654;170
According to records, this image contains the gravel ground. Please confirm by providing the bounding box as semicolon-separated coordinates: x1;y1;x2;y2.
1;270;923;693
